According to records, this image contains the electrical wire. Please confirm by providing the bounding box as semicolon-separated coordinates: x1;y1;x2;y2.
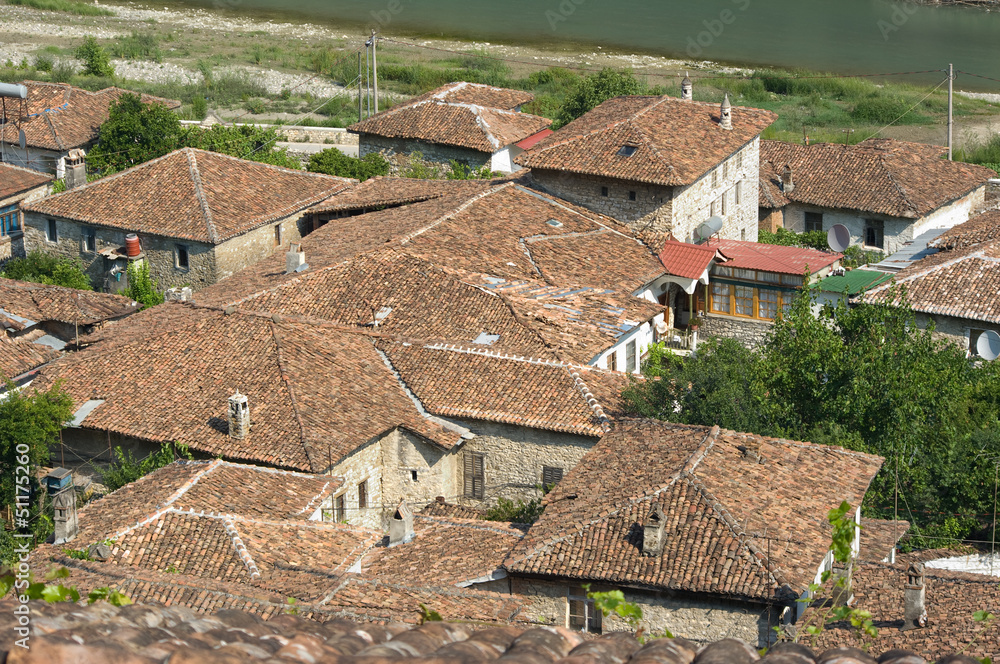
860;77;948;142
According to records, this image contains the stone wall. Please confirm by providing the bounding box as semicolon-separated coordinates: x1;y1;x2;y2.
213;212;305;284
358;134;492;176
1;182;49;262
327;436;387;530
758;207;783;234
509;577;774;646
181;122;359;146
702;313;773;348
914;311;1000;354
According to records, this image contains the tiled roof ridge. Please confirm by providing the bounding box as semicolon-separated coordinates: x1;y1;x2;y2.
0;161;53;177
418;341;569;368
878;150;920;218
680;472;786;592
185;148;218;243
222;518;262;579
269;320;317;472
399;181;516;245
42;112;63;150
160;458;223;506
524;95;661;155
413;513;526;538
567;367;611;432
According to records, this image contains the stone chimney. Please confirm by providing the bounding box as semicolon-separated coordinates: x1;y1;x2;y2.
286;243;307;274
681;73;693;101
46;468;77;544
780;164;795;194
901;562;927;631
642;505;667;557
719;94;732;130
64;149;87;190
388;500;415;547
165;286;193;302
228;391;250;440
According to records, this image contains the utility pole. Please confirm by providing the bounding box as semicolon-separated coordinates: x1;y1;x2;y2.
364;41;371;119
841;128;855;145
947;63;954;161
371;29;379;114
357;51;363;122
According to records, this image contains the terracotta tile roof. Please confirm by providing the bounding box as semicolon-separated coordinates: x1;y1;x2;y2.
515;95;776;186
657;239;726;280
709;238;841;275
349;82;550;153
861;239;1000;324
929;208;1000;251
0;278;137;326
419;498;488;520
308;177;492;214
858;518;910;563
0;336;59;379
23;148;354;244
812;561;1000;661
758;173;789;210
0;162;52;199
358;515;523;587
0;81;180;152
760;139;995;218
505;419;884;599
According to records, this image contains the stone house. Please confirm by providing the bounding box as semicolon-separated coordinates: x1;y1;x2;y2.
515;92;776;241
350;82;552;174
0;162;51;261
503;419;884;646
758;139;995;255
20;148;354;293
0;81;180;176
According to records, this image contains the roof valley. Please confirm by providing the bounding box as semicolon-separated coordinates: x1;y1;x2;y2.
268;321;318;472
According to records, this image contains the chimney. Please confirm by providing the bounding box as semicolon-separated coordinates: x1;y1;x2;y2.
165;286;193;302
681;73;693;101
642;505;666;557
286;243;307;274
228;391;250;440
780;164;795;194
46;468;78;544
388;500;415;547
64;149;87;190
901;562;927;630
720;93;732;130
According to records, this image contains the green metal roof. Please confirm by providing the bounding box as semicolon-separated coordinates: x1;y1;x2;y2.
817;269;893;295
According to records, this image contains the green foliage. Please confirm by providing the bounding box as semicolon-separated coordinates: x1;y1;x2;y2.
307;149;389;181
1;250;93;290
401;152;442;179
121;260;164;310
285;597;299;615
245;98;266;114
7;0;114;16
111;31;162;62
554;68;646;128
74;36;114;78
86;586;132;606
484;497;544;524
87;92;184;175
191;95;208;121
446;160;497;180
418;603;443;623
584;586;643;628
33;54;53;72
65;549;91;561
101;442;191;493
850;95;925;125
955;134;1000;171
184;124;300;169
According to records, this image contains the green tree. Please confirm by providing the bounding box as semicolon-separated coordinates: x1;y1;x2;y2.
554;68;646;128
183;124;300;169
122;260;163;310
0;251;93;290
86;93;184;176
74;36;114;77
102;442;191;492
307;149;389;181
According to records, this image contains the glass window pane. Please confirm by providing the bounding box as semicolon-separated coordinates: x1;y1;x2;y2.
711;283;730;313
758;271;779;284
734;286;753;316
713;266;732;277
758;289;778;320
734;268;755;280
781;274;803;287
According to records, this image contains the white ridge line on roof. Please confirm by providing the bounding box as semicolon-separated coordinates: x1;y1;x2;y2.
298;480;334;516
222;518;261;579
512;184;644;239
161;458;224;508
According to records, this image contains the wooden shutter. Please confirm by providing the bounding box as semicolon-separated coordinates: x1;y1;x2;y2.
358;480;367;509
465;452;484;499
542;466;563;488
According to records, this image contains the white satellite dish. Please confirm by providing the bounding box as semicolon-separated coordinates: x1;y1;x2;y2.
976;330;1000;361
827;224;850;252
695;216;724;241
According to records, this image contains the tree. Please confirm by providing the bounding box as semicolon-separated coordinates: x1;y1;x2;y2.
74;36;114;78
86;93;184;176
0;251;93;290
554;68;646;128
184;124;300;169
307;149;389;181
102;442;191;493
122;260;164;310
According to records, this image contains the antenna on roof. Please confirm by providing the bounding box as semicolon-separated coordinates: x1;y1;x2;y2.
827;224;850;253
977;330;1000;361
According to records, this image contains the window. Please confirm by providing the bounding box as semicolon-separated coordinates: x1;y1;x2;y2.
617;145;637;157
82;227;96;253
711;283;731;314
542;466;563;489
568;587;602;633
600;186;609;197
463;451;485;499
628;190;636;201
710;200;718;217
607;351;617;371
46;218;58;243
864;219;884;249
735;180;742;205
780;274;804;287
709;283;793;321
625;340;636;373
0;205;17;236
723;161;729;180
712;169;718;187
741;228;746;241
758;289;778;320
334;494;345;522
733;285;754;316
804;211;823;233
358;480;368;509
175;244;189;270
274;223;282;247
411;470;418;482
721;192;727;216
736;151;743;170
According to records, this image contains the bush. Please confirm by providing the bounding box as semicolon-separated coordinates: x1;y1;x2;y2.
33;54;53;72
485;497;544;524
7;0;113;16
50;60;76;83
0;251;92;290
121;260;163;310
245;98;266;115
955;133;1000;170
850;96;922;125
74;36;114;78
307;149;389;181
102;442;191;493
111;31;162;62
191;95;208;120
554;68;646;128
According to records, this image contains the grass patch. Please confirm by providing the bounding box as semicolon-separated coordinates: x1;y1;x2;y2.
7;0;114;16
955;133;1000;172
111;31;163;62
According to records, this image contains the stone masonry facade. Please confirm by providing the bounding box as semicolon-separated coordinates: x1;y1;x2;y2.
701;312;773;348
358;134;492;176
0;182;49;263
913;312;1000;356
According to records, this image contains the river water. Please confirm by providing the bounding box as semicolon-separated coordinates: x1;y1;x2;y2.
168;0;1000;90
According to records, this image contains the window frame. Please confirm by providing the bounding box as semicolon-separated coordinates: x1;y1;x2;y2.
358;479;368;510
175;244;190;270
628;190;636;201
82;227;97;253
542;466;563;489
600;186;609;197
567;586;602;634
0;205;18;237
804;211;823;233
46;218;58;243
708;282;795;322
607;351;617;372
864;219;884;250
334;493;345;522
625;339;637;373
463;451;485;499
274;223;282;247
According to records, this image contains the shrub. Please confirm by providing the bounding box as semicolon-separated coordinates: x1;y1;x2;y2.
191;95;208;120
554;68;646;128
0;251;92;290
50;60;76;82
485;497;544;524
121;260;163;310
74;36;114;78
850;96;922;125
307;149;389;181
33;54;53;72
111;31;162;62
102;442;191;493
245;98;266;114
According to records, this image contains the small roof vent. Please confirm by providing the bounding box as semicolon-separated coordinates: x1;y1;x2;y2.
374;306;392;325
546;219;563;228
617;145;638;157
473;332;500;346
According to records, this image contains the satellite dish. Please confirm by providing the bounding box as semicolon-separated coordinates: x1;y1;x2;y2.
695;216;724;241
18;129;26;150
827;224;850;252
977;330;1000;361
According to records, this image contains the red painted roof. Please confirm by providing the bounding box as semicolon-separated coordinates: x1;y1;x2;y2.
515;128;553;150
709;239;841;276
657;239;721;280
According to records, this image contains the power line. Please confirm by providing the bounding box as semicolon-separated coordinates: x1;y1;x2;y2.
861;77;948;142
